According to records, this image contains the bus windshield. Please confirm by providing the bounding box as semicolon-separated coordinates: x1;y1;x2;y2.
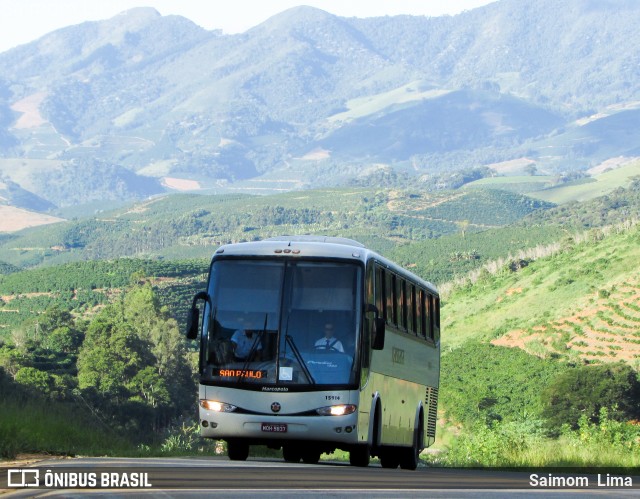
202;259;361;388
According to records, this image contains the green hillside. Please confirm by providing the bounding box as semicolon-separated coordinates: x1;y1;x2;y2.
463;175;557;194
442;219;640;354
0;259;206;337
530;162;640;204
433;217;640;466
462;161;640;204
0;187;552;269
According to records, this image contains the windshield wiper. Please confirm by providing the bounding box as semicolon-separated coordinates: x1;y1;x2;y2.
285;334;315;385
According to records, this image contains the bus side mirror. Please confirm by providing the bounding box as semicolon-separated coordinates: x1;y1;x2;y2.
366;305;385;350
372;317;385;350
186;291;209;340
186;307;200;340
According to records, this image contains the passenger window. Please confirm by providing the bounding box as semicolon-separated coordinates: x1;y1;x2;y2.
425;294;433;341
417;289;426;339
433;296;441;343
385;272;394;325
409;285;417;335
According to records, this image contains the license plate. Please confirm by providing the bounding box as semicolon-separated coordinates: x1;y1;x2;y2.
261;423;288;433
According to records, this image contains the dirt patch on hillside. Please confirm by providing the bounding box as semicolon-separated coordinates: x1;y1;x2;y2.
162;177;201;191
1;292;54;303
386;191;466;213
10;92;48;129
492;281;640;363
0;206;64;232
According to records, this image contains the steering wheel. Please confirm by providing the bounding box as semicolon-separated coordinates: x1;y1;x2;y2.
315;345;341;352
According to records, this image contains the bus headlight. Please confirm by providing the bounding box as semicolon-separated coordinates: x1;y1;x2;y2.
316;404;357;416
200;400;237;412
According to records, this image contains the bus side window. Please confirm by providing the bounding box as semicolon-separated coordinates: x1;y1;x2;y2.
425;293;433;341
404;281;412;334
391;274;400;326
375;266;386;323
409;284;417;336
417;289;425;339
388;273;396;326
395;275;403;329
433;296;441;343
400;279;407;332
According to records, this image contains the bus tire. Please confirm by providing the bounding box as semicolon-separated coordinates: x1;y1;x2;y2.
399;429;420;470
349;444;370;467
227;440;249;461
379;447;400;469
282;445;302;463
301;448;322;464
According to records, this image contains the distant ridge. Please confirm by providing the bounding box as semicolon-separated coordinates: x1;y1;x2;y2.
0;0;639;209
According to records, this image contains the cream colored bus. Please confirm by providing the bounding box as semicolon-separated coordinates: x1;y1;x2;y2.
186;236;440;469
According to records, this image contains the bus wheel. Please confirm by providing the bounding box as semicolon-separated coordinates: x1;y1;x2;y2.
301;448;321;464
379;448;400;469
227;441;249;461
399;430;420;470
349;444;370;467
283;445;302;463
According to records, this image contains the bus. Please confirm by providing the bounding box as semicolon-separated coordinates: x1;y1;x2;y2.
186;235;440;469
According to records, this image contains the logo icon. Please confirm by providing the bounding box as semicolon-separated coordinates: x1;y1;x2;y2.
271;402;281;413
8;469;40;487
392;347;405;364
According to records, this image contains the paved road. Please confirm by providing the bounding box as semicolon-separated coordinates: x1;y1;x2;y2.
2;457;639;497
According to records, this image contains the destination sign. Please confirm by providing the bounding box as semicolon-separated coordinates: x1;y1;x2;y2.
216;369;267;379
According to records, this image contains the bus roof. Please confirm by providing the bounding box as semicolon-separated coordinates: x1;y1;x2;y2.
213;236;438;295
265;235;365;247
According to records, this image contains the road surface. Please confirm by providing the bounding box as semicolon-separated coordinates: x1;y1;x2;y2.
2;456;639;497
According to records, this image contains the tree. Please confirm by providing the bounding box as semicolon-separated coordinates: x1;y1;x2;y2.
77;284;194;431
41;325;83;354
122;284;194;417
541;363;640;432
77;308;146;402
14;367;52;393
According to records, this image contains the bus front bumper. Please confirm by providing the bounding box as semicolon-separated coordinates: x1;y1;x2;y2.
199;408;360;444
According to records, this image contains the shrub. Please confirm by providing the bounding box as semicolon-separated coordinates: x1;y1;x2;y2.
542;363;640;433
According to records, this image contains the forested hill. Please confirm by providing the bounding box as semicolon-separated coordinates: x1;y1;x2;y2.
1;0;640;209
0;187;553;269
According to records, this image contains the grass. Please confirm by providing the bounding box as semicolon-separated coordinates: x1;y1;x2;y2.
427;436;640;468
426;414;640;468
327;80;451;123
530;161;640;204
0;395;134;459
463;175;557;194
0;393;225;461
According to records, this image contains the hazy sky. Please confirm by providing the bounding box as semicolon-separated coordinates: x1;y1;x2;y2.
0;0;495;53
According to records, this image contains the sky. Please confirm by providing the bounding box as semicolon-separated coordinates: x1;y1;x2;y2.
0;0;495;53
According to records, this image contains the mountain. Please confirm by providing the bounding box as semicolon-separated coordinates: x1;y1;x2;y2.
1;0;639;211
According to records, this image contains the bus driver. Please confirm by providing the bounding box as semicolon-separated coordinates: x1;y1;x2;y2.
314;323;344;353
